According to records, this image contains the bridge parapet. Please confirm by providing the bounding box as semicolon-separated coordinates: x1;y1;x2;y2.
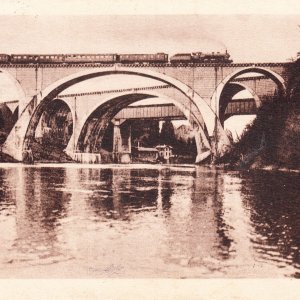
0;61;290;114
0;62;291;68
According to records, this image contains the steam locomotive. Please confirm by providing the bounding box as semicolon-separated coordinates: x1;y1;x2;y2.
169;51;232;63
0;51;232;64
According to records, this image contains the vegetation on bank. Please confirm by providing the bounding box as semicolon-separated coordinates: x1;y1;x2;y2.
29;140;73;163
1;100;299;167
0;150;18;163
219;98;300;170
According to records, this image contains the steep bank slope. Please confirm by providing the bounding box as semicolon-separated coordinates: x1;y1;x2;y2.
220;100;300;170
31;141;74;163
274;104;300;169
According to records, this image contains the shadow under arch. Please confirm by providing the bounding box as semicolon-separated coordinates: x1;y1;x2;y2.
42;98;74;131
36;98;74;150
12;106;19;125
0;103;21;138
211;67;286;117
0;103;14;144
219;81;260;125
75;92;204;154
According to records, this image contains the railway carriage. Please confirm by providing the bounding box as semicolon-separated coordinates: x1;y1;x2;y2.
11;54;39;63
38;54;65;63
118;53;168;64
0;54;10;63
11;54;65;64
64;54;117;63
10;53;118;64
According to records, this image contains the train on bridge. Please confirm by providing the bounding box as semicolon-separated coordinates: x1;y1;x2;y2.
0;51;232;65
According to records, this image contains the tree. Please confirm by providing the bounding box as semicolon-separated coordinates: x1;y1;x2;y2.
148;120;160;146
160;120;177;147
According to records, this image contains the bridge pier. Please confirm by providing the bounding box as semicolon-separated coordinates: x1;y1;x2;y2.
2;96;36;161
112;119;131;164
194;128;211;163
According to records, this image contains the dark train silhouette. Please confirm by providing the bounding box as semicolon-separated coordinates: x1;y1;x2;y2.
0;51;232;64
170;50;232;63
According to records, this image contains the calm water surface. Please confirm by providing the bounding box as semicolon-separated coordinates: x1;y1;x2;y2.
0;164;299;278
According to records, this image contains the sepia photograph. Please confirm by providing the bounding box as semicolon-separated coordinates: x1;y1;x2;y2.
0;0;299;299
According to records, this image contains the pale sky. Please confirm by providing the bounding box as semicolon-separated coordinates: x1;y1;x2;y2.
0;12;298;137
0;15;298;62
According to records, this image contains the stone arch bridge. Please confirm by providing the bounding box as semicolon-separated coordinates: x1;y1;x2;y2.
0;61;291;163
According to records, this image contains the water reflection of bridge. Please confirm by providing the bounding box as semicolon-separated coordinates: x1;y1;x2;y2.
1;166;298;276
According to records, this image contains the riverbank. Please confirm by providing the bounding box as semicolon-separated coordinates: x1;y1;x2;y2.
219;99;300;171
0;99;298;169
0;151;18;163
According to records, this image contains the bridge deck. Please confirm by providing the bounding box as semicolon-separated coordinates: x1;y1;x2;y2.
114;103;186;120
224;98;257;118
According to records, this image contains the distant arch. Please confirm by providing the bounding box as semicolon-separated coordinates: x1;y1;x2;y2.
23;68;225;153
211;67;286;117
218;81;260;124
74;91;203;153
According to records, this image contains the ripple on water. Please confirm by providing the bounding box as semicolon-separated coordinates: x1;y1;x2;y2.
0;165;298;278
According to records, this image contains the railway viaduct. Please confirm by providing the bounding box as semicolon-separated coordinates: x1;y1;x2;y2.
0;61;291;163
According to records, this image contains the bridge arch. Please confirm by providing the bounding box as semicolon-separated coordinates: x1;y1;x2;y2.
71;91;206;156
226;82;260;107
35;68;218;134
211;66;286;117
4;67;231;161
0;69;26;112
219;81;260;125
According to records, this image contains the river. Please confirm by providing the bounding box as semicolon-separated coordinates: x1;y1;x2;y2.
0;163;299;278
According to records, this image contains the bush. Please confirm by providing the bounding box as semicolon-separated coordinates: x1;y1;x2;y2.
218;96;296;169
